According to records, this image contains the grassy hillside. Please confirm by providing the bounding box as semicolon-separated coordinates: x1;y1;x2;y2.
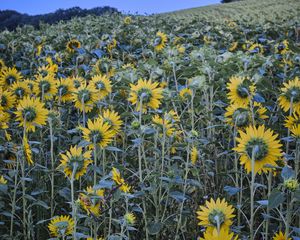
0;0;300;239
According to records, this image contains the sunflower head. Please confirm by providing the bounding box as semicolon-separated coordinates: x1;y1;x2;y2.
100;109;123;134
0;67;22;89
179;88;193;101
73;85;97;113
200;227;239;240
0;175;7;185
272;231;291;240
154;32;168;52
66;39;81;53
48;215;74;237
191;146;198;165
0;89;16;110
275;40;289;55
225;103;250;128
111;167;131;193
56;78;75;103
124;16;132;25
279;77;300;114
11;81;30;100
124;212;136;225
34;75;57;101
79;186;104;217
90;74;112;100
248;43;264;54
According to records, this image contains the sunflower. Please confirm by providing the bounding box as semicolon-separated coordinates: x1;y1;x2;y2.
154;32;168;52
15;96;49;132
37;65;56;78
291;125;300;138
111;167;131;193
48;215;75;237
225;103;250;128
196;198;235;232
0;89;16;110
90;74;112;100
0;109;9;129
272;231;291;240
179;88;193;101
165;110;180;123
284;112;300;129
0;175;7;185
124;212;136;225
79;186;104;217
10;81;30;100
128;79;163;112
79;117;115;149
248;43;264;54
23;79;35;93
93;58;115;77
59;145;92;180
279;77;300;114
234;125;282;174
203;35;212;44
33;75;57;101
23;135;33;165
191;146;198;164
229;42;238;52
0;59;5;71
66;39;81;53
100;109;123;134
200;228;239;240
152;114;175;137
70;76;86;89
275;40;289;55
56;77;75;103
124;16;132;25
0;67;22;89
72;84;97;113
227;76;256;106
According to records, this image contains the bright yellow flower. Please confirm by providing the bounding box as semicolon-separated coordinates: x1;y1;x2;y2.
248;43;264;54
10;81;30;100
0;108;10;129
279;77;300;114
90;74;112;100
291;124;300;138
56;77;75;103
0;67;22;89
196;198;235;232
154;32;168;52
100;109;123;134
0;89;16;110
48;215;74;237
152;114;175;137
124;212;136;225
59;145;92;180
0;175;7;185
234;125;282;174
128;79;163;112
179;88;192;101
275;40;289;55
23;135;33;165
66;39;81;53
15;96;49;132
111;167;131;193
124;16;132;24
70;76;86;89
191;146;198;164
72;84;97;112
33;74;57;101
200;227;239;240
272;231;291;240
79;186;104;217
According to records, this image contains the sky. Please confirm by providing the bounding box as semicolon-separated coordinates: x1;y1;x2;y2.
0;0;220;15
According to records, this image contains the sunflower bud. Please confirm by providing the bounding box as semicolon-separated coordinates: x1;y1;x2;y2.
131;120;140;129
284;178;299;192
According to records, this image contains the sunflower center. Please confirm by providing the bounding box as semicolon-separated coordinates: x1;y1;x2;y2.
103;118;113;126
78;89;91;103
96;81;105;90
15;87;25;98
22;107;37;122
58;85;68;97
69;42;79;49
89;130;103;144
285;87;300;103
98;62;109;73
68;155;85;172
154;37;162;46
233;108;250;127
54;221;69;234
73;80;81;88
137;88;152;103
208;209;226;227
246;138;269;161
1;96;7;107
40;70;49;77
237;84;250;98
6;75;16;85
39;80;51;93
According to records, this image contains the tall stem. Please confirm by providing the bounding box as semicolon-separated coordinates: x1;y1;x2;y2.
250;148;257;240
49;118;55;217
265;171;272;240
71;163;78;240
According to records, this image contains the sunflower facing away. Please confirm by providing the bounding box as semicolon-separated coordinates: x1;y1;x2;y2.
56;77;75;103
154;31;168;52
275;40;289;55
0;89;16;110
71;76;86;89
79;186;104;217
15;96;49;132
128;79;163;112
200;227;239;240
10;81;30;100
0;109;10;129
59;145;92;180
23;135;33;165
0;175;7;185
93;58;115;77
66;39;81;52
196;198;235;232
227;76;256;106
33;74;57;101
234;125;282;174
0;67;23;89
100;109;123;134
111;167;131;193
79;117;115;149
152;114;175;137
48;215;75;237
291;125;300;138
279;77;300;114
72;84;97;113
90;74;112;100
272;231;291;240
284;112;300;129
179;88;192;101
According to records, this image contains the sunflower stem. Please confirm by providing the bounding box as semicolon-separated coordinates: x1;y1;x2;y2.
286;97;294;154
250;148;257;240
93;141;97;186
265;171;272;240
49;117;55;217
285;192;293;237
10;149;19;237
70;162;78;240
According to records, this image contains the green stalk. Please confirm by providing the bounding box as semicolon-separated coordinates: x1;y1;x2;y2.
49;117;55;217
250;148;257;240
265;171;272;240
10;151;19;237
70;163;78;240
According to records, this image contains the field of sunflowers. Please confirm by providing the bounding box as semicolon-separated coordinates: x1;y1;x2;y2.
0;0;300;239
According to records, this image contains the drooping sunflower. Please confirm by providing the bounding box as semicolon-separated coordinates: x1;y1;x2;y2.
79;186;104;217
100;109;123;134
279;77;300;114
272;231;291;240
10;81;30;100
48;215;75;237
196;198;235;232
227;76;256;105
59;145;92;180
154;32;168;52
72;84;97;113
79;117;115;149
275;40;289;55
111;167;131;193
23;135;33;165
234;125;282;174
200;227;239;240
0;109;10;129
248;43;264;54
15;96;49;132
33;75;57;101
191;146;198;165
0;175;7;185
152;114;175;137
56;77;75;103
0;67;23;89
90;74;112;100
179;88;193;101
128;79;163;112
66;39;81;53
0;89;16;110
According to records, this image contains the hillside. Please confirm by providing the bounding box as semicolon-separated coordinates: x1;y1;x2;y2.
0;0;300;239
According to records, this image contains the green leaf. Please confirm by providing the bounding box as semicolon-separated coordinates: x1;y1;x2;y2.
268;189;285;209
148;222;162;235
